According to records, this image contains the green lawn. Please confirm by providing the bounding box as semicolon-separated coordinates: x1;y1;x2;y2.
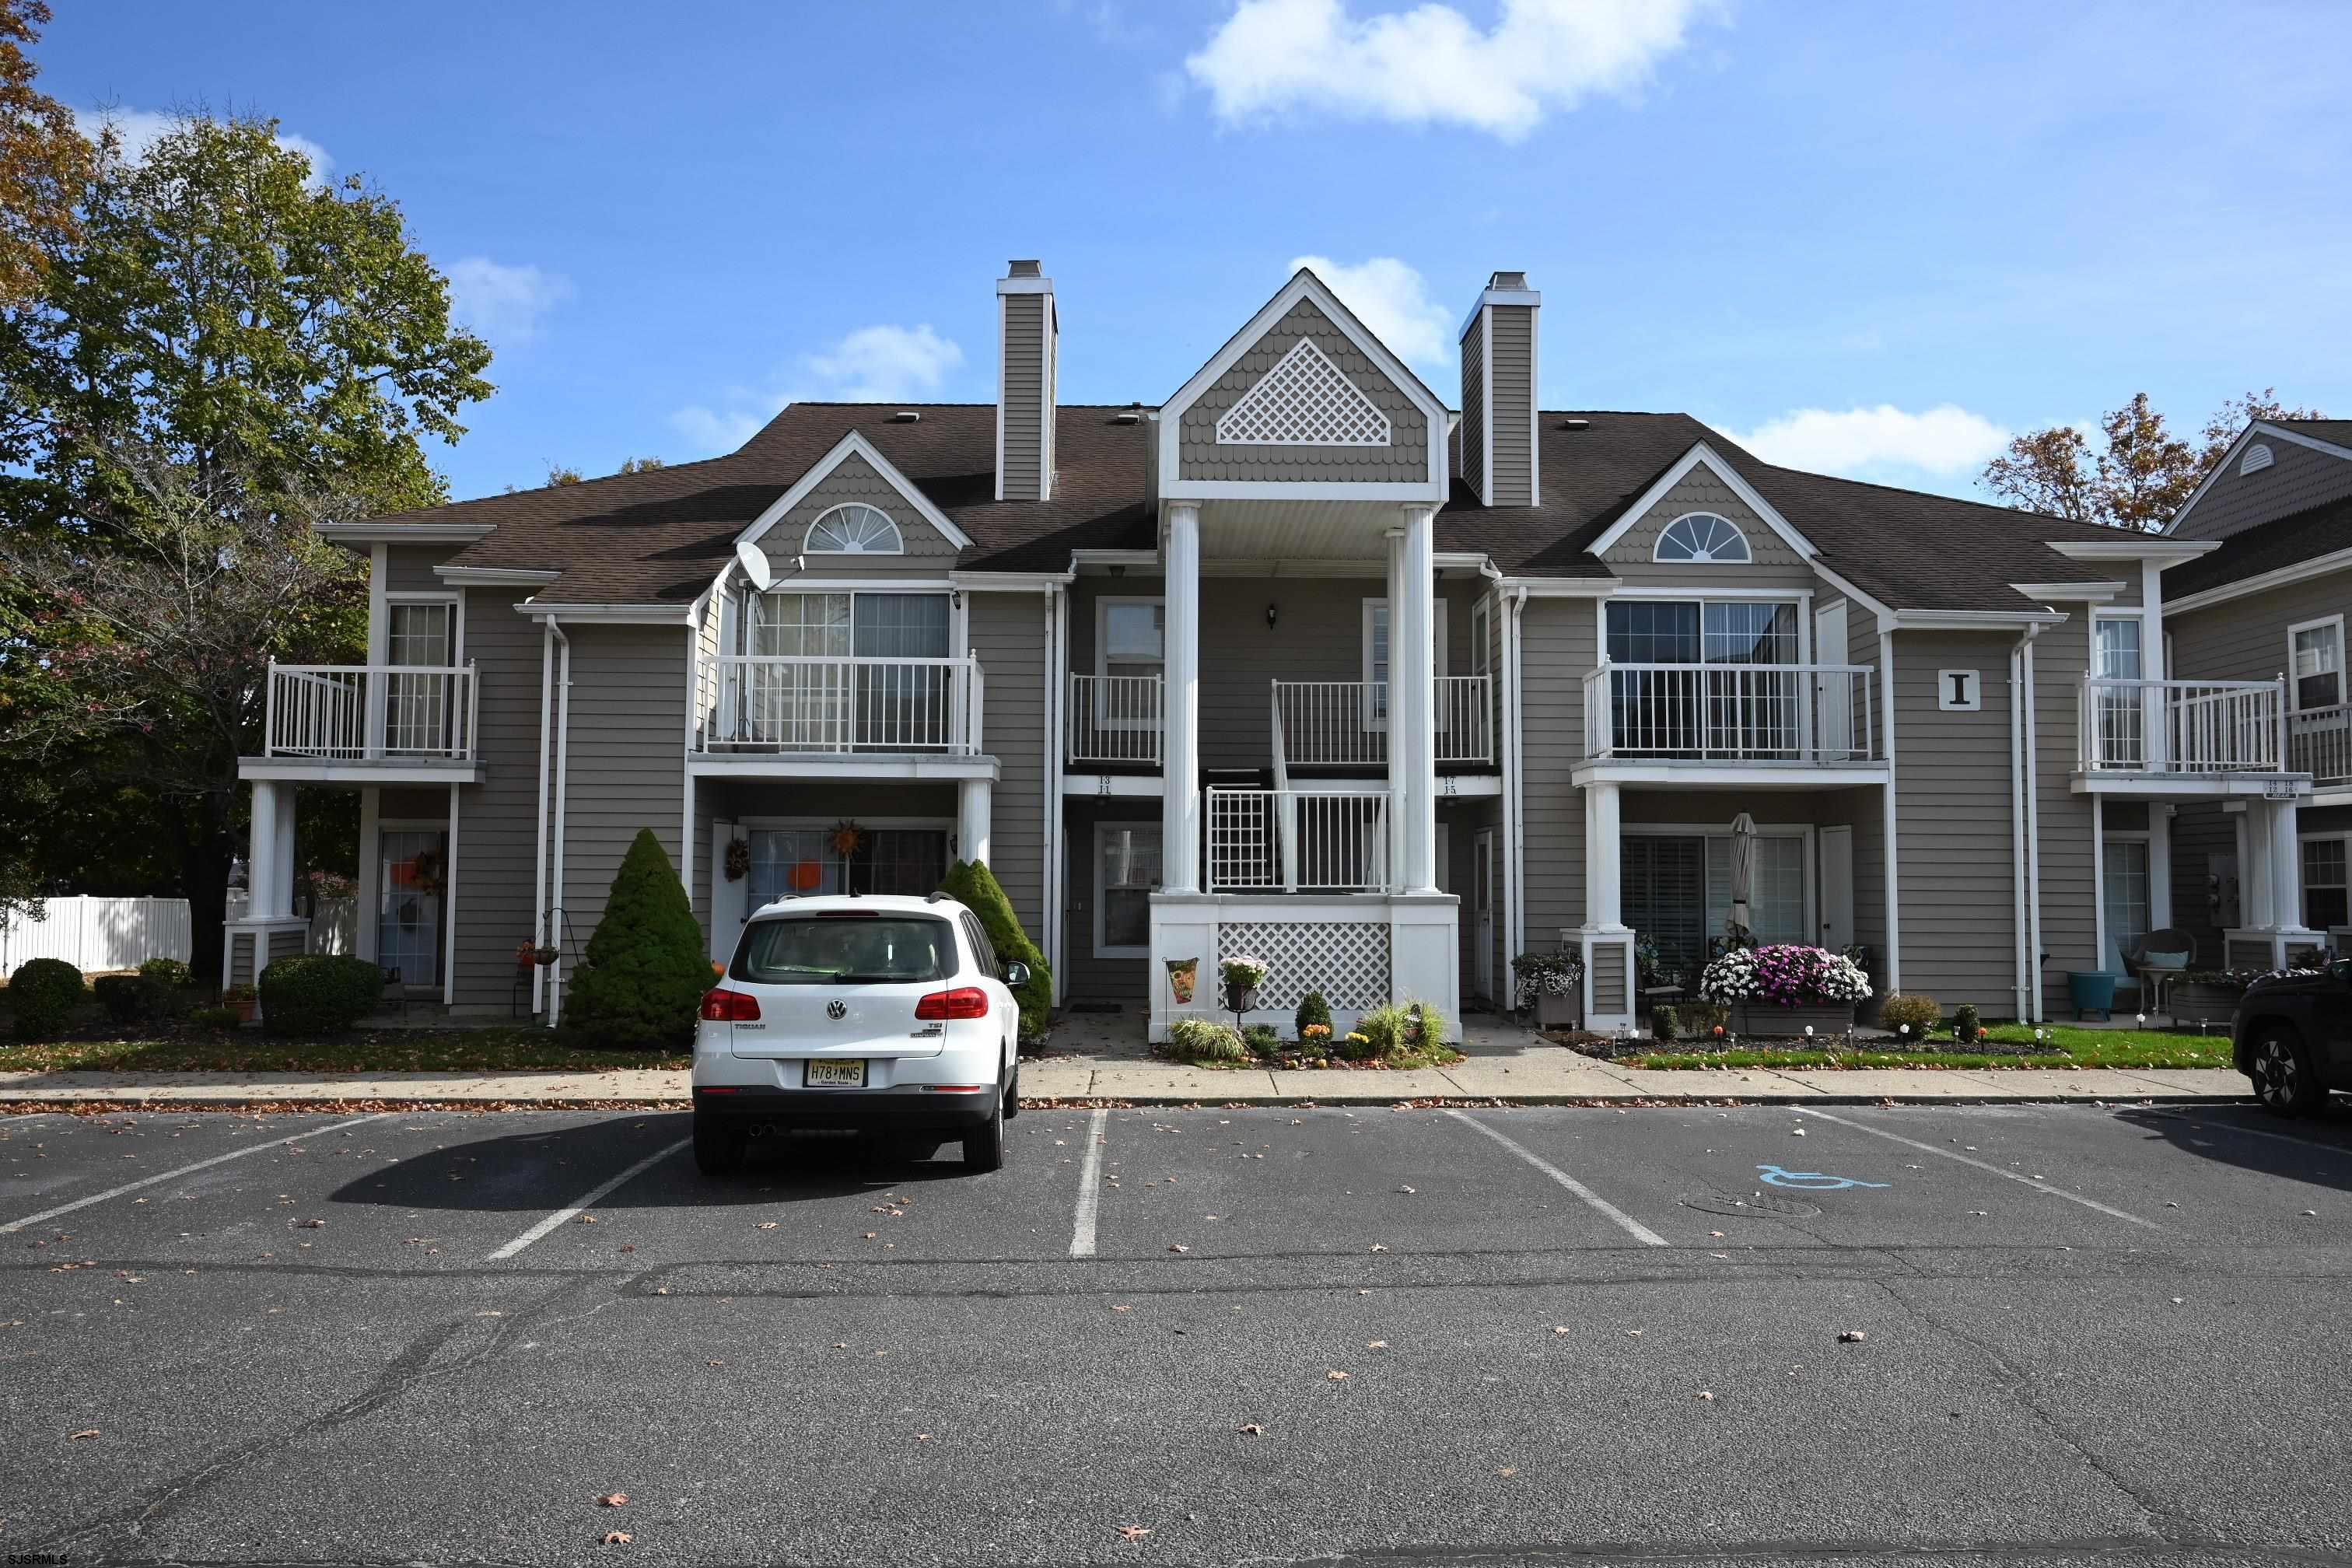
1622;1022;2237;1072
0;1027;688;1075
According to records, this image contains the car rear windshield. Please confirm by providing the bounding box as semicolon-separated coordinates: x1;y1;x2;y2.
733;915;956;985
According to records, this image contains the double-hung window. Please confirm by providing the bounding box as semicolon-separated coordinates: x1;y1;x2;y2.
1096;822;1161;958
2092;614;2147;768
2305;837;2349;932
383;598;457;754
2290;616;2344;713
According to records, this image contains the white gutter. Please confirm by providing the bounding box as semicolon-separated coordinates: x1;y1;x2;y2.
2008;633;2030;1022
1506;585;1529;993
1041;583;1063;1006
1878;625;1900;996
531;618;555;1017
548;621;576;1028
2021;625;2046;1023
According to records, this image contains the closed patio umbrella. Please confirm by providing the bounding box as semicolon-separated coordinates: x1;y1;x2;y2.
1727;811;1756;939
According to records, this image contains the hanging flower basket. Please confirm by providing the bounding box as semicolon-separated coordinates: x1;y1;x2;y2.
1220;954;1269;1013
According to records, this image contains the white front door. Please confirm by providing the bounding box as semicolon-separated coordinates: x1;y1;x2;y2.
1813;600;1850;761
1474;828;1496;1001
1819;824;1854;951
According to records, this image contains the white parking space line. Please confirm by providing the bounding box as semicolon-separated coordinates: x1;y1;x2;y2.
1069;1108;1108;1258
0;1112;394;1235
1794;1107;2157;1228
1444;1110;1668;1247
485;1138;691;1261
2140;1109;2351;1155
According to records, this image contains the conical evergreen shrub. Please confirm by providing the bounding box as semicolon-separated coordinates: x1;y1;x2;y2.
938;858;1051;1041
564;828;710;1049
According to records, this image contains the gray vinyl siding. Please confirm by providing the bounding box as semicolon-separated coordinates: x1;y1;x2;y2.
1888;629;2023;1014
1176;299;1430;484
2168;800;2233;962
1458;317;1486;500
968;591;1048;937
1000;293;1045;502
1601;470;1815;590
2175;436;2352;541
1518;598;1594;949
1062;796;1161;1004
690;604;720;941
1486;305;1535;507
707;779;958;824
2167;567;2349;685
447;590;547;1010
2031;621;2100;1017
553;625;690;958
385;544;457;594
753;453;961;575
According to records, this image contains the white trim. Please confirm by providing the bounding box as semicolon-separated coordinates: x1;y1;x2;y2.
2009;579;2126;603
2287;613;2347;713
1061;772;1164;798
1094;594;1166;684
2240;442;2275;477
1584;443;1821;563
2047;538;2220;564
1892;609;2069;630
802;502;905;556
1360;596;1450;688
1493;576;1615;598
2165;546;2352;614
687;754;1000;782
436;565;561;587
993;288;1008;502
1092;818;1159;960
737;429;975;555
1157;268;1450;502
1881;626;1900;994
1479;305;1494;508
317;523;491;543
1526;303;1541;508
951;569;1077;590
1602;584;1811;603
2167;420;2352;534
1069;548;1161;573
1570;761;1889;789
1651;511;1754;565
516;603;693;623
238;758;481;785
366;544;388;665
1456;284;1542;345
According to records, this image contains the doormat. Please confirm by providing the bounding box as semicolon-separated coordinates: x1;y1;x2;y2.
1068;1001;1123;1015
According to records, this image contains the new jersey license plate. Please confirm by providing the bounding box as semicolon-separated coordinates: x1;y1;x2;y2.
803;1059;866;1088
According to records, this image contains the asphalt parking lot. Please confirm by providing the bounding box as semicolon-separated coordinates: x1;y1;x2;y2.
2;1097;2348;1566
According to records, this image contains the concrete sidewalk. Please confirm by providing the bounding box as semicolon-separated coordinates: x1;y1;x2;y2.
0;1057;2250;1107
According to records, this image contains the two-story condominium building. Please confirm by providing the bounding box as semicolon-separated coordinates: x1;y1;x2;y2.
2158;417;2352;978
225;263;2298;1036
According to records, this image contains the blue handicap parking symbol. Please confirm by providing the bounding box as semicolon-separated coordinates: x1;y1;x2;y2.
1756;1164;1891;1191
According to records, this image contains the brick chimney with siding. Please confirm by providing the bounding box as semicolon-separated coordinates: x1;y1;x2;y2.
1458;271;1540;507
995;260;1056;502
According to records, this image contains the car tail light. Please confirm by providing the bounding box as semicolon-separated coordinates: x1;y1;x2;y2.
914;985;989;1020
699;987;761;1021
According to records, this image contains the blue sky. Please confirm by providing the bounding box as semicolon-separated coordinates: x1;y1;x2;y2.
48;0;2352;502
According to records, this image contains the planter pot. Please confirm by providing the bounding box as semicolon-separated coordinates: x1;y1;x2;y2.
1728;1001;1854;1038
1535;992;1579;1029
1223;982;1258;1014
2170;983;2240;1028
2067;970;2119;1020
230;999;257;1024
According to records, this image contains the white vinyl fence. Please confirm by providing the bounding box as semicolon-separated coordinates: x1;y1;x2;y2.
0;897;193;979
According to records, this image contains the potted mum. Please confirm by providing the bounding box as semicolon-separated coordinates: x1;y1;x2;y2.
1220;954;1269;1018
1696;943;1870;1038
1514;950;1584;1028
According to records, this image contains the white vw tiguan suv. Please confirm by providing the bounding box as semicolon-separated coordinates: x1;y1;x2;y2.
692;893;1027;1176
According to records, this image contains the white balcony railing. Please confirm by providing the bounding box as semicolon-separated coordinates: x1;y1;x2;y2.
1270;675;1494;768
698;654;984;755
1582;663;1878;764
1205;787;1391;894
2080;677;2283;773
2290;702;2352;786
1066;674;1163;765
264;662;477;761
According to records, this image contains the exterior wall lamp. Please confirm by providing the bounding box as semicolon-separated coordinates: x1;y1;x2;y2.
1265;602;1278;631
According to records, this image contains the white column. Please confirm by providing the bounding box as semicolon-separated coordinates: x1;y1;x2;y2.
442;782;460;1006
2273;796;2302;928
2242;801;2275;932
248;780;280;920
958;777;994;866
1584;780;1622;929
1397;505;1439;894
2149;804;2172;940
273;786;296;917
1161;502;1202;894
1384;528;1406;891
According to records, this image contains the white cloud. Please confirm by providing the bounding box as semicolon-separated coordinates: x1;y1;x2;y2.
446;257;572;345
1289;254;1452;369
669;324;967;456
1731;404;2011;479
1185;0;1713;141
75;107;334;185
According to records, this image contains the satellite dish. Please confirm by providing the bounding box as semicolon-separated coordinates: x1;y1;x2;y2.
734;540;773;591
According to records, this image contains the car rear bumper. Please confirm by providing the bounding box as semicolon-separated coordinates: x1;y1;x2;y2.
692;1085;996;1130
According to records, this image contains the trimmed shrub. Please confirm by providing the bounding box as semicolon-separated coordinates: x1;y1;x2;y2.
9;957;84;1040
1878;992;1941;1036
94;974;160;1024
258;954;385;1036
564;828;711;1050
1678;1001;1729;1039
1242;1024;1282;1058
138;957;195;990
1952;1003;1983;1044
190;1006;242;1031
1293;991;1332;1043
1651;1004;1681;1043
939;859;1052;1041
1167;1017;1248;1063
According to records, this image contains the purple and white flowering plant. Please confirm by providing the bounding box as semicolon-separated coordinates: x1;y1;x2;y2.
1697;943;1871;1007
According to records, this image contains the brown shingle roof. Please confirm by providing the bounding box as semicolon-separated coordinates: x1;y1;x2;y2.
389;400;2119;611
2166;493;2352;601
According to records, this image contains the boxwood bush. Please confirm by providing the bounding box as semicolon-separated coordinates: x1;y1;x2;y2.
138;957;195;990
939;858;1052;1042
563;828;711;1050
9;957;85;1040
1293;991;1332;1043
93;973;163;1024
257;954;386;1036
1878;992;1941;1036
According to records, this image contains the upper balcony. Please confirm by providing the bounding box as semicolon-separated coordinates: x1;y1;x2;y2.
1062;673;1496;775
243;662;481;783
2076;677;2308;797
1578;661;1884;784
2287;702;2352;792
692;654;991;778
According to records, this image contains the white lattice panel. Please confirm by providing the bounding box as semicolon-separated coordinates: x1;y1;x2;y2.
1214;338;1392;447
1216;921;1391;1010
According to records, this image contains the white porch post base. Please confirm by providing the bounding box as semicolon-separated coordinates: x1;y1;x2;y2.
1388;893;1459;1020
1578;925;1637;1035
2221;926;2329;972
222;916;316;1024
957;778;993;866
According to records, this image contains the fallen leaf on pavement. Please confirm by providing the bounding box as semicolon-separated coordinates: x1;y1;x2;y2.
1110;1304;1132;1312
757;1222;779;1230
1167;1243;1189;1254
1839;1331;1866;1343
1552;1325;1570;1335
1326;1369;1349;1381
1367;1340;1387;1349
578;1214;598;1225
1696;1391;1714;1401
601;1530;632;1545
68;1429;100;1440
599;1493;628;1507
1118;1525;1151;1541
1499;1466;1518;1476
1237;1423;1264;1435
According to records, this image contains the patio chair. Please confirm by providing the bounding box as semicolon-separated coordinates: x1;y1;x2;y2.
2126;929;2194;1016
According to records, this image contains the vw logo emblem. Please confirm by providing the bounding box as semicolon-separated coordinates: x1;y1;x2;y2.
826;1000;847;1020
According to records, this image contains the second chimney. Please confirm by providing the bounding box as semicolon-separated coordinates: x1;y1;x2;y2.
996;260;1056;502
1459;270;1539;507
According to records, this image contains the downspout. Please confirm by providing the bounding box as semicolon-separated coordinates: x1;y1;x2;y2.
2021;625;2046;1024
1507;585;1529;990
1879;625;1900;995
2008;634;2029;1022
531;618;554;1017
548;621;575;1028
1041;584;1064;1006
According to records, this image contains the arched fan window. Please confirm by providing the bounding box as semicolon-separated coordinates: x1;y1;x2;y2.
804;503;903;555
1654;512;1752;564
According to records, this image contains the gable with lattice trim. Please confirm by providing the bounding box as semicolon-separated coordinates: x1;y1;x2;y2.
1213;338;1393;448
